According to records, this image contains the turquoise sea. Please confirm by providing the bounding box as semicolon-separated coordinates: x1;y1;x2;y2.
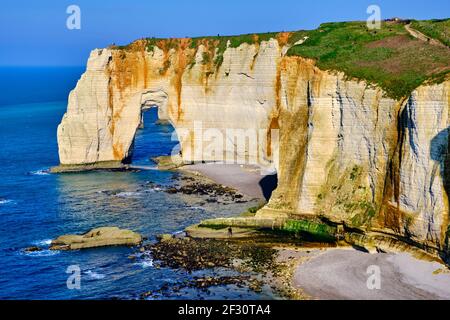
0;67;271;300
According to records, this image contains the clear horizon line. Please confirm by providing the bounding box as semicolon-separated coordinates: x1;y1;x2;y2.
0;65;85;68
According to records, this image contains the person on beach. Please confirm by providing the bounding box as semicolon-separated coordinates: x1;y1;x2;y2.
228;227;233;238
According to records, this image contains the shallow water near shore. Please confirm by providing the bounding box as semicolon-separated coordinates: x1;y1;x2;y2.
0;97;272;299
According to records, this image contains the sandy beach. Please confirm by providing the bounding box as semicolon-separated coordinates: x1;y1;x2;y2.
181;163;277;200
292;248;450;300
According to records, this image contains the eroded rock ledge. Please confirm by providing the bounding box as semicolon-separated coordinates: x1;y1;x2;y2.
56;31;450;259
50;227;142;250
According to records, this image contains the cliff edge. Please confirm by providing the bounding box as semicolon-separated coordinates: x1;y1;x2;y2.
56;19;450;258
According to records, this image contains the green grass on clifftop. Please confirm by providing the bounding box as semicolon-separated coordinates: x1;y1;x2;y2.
287;20;450;99
410;19;450;47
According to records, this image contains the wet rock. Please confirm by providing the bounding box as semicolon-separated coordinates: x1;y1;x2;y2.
99;190;122;196
140;291;153;299
163;178;246;204
151;155;184;170
24;246;42;252
140;275;264;299
146;237;276;273
166;188;178;194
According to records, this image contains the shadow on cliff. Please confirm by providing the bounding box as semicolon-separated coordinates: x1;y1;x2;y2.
430;126;450;260
258;173;278;201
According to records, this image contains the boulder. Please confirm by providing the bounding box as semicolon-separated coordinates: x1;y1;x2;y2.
50;227;142;250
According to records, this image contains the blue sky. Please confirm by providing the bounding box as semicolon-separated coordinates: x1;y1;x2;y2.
0;0;448;66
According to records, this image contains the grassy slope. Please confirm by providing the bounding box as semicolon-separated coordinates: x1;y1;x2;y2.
116;19;449;100
410;19;450;47
287;20;450;99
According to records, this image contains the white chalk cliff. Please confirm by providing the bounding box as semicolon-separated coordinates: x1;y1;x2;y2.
56;36;450;256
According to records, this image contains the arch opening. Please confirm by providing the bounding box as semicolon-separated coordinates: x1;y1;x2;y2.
129;106;180;167
126;89;179;167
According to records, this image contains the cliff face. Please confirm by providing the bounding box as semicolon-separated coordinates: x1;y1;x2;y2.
57;37;450;253
58;39;282;166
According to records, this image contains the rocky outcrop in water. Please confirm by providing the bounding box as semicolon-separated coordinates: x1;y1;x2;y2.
50;227;142;250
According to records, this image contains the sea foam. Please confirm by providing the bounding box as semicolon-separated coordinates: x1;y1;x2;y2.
29;169;50;176
84;270;106;280
22;249;60;257
0;199;14;205
32;239;52;246
116;192;142;198
135;258;154;269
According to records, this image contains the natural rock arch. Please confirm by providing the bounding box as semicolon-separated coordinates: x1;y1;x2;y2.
123;89;174;164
